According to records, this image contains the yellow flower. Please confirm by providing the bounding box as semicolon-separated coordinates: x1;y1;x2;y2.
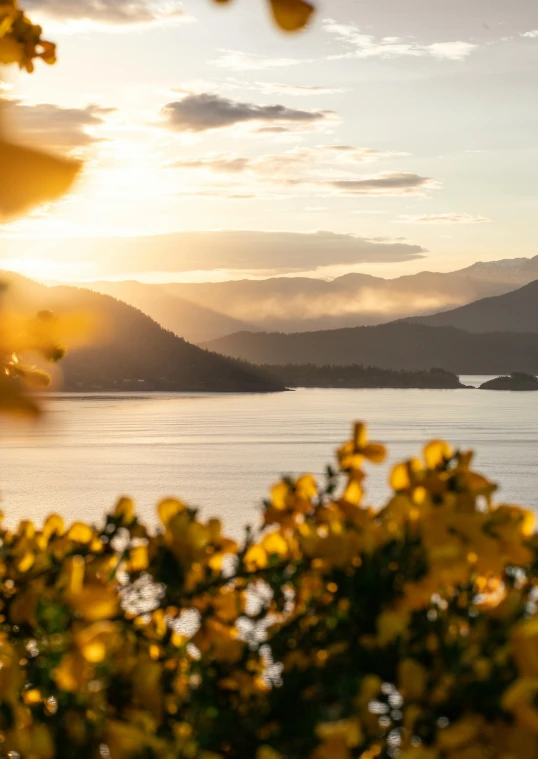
244;543;268;571
261;530;289;559
67;522;94;544
312;718;363;759
502;678;538;733
53;652;87;692
212;587;243;623
105;720;148;759
76;621;119;663
423;439;452;469
398;658;428;701
257;747;284;759
268;0;314;31
437;716;483;751
399;749;438;759
157;497;186;526
341;474;364;506
42;513;65;542
390;458;424;492
512;618;538;676
271;474;317;510
338;422;386;472
4;724;54;759
114;497;136;525
128;544;149;573
377;609;410;645
68;584;119;621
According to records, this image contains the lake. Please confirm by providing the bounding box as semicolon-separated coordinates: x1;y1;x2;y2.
1;379;537;536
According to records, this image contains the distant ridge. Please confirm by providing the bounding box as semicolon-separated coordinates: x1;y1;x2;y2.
410;280;538;333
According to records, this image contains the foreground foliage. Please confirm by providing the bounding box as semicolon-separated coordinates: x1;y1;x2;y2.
0;2;80;219
0;424;537;759
0;281;96;417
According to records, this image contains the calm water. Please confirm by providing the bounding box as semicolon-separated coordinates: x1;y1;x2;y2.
1;379;537;536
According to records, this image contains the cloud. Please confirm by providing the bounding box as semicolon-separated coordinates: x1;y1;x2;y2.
323;19;477;61
24;0;188;27
211;49;313;71
206;78;344;97
326;173;437;196
167;148;431;200
254;126;294;134
522;30;538;38
169;145;407;176
396;213;492;224
6;230;425;275
252;82;345;96
160;93;330;133
2;101;113;151
425;42;477;61
172;156;250;173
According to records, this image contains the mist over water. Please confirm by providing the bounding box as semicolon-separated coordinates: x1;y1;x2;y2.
1;382;536;537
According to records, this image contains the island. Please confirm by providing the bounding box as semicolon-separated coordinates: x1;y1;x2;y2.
262;364;467;389
479;372;538;391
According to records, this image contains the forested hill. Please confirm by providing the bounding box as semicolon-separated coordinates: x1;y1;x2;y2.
264;364;465;389
202;322;538;375
1;273;284;393
410;280;538;333
56;289;284;392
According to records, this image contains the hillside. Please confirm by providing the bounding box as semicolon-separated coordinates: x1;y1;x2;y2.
411;280;538;333
0;272;284;393
202;322;538;375
87;280;253;344
78;255;538;338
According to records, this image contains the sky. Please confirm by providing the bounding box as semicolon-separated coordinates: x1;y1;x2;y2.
1;0;537;283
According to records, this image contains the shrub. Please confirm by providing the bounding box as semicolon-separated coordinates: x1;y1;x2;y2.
0;423;535;759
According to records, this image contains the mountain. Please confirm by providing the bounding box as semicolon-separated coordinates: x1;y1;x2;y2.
410;280;538;333
202;322;538;375
457;257;538;286
0;272;284;393
81;255;538;339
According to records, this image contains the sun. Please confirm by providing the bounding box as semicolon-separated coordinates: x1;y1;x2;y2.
0;256;94;283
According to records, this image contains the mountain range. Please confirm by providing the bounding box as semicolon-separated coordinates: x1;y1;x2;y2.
84;255;538;343
4;254;538;387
